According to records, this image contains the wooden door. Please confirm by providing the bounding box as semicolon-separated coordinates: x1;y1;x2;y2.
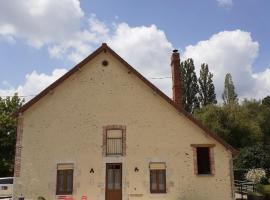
106;163;122;200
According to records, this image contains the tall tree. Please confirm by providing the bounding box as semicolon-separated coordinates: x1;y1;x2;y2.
260;96;270;145
262;96;270;107
198;63;217;106
0;94;24;177
180;58;199;113
222;73;238;105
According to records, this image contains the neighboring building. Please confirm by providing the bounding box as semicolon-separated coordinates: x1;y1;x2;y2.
13;43;238;200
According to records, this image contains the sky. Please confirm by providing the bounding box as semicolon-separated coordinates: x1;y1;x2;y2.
0;0;270;101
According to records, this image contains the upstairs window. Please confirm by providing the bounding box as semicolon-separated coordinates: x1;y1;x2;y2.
106;129;123;155
197;147;211;174
56;163;74;195
149;163;166;193
191;144;215;175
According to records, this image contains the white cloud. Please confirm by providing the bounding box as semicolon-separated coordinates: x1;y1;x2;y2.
1;19;174;100
49;17;173;94
48;14;110;63
0;69;67;101
0;2;174;100
182;30;270;100
0;0;84;47
108;23;173;93
216;0;233;6
252;69;270;99
0;1;269;102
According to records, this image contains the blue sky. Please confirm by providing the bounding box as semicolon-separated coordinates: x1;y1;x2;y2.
0;0;269;100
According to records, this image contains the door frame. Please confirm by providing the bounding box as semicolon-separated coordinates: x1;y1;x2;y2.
105;163;122;200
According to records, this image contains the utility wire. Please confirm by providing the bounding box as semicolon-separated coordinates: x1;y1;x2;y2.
0;94;36;98
0;76;172;98
148;76;172;79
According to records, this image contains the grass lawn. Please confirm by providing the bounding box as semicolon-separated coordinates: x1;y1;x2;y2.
260;184;270;198
262;185;270;193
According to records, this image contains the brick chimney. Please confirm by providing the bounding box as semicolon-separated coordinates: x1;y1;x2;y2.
171;49;182;108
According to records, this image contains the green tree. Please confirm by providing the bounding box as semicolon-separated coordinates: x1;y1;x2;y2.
262;96;270;107
222;73;238;105
198;63;217;106
180;58;199;113
194;104;229;139
260;97;270;145
242;99;270;145
234;144;270;169
194;104;263;148
0;94;24;177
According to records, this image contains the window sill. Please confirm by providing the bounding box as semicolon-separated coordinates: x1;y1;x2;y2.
196;174;214;177
149;192;167;195
56;193;73;196
105;154;123;157
150;190;167;194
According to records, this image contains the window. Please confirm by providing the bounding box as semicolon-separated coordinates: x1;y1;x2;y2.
1;186;8;190
103;125;126;156
56;164;74;195
196;147;211;174
149;163;166;193
106;129;123;155
191;144;215;175
0;177;13;184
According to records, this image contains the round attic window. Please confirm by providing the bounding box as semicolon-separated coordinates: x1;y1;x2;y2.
102;60;109;66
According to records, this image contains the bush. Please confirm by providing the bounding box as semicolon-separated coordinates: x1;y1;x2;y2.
246;169;266;184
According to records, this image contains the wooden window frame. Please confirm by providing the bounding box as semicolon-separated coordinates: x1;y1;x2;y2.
191;144;215;176
150;169;166;194
56;166;74;195
103;125;126;156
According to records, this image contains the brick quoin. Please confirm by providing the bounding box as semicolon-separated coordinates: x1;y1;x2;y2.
14;114;23;177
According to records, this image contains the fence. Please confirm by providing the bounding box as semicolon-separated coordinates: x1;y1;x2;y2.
234;169;270;199
234;180;255;199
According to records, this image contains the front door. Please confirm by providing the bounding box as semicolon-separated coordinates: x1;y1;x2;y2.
106;163;122;200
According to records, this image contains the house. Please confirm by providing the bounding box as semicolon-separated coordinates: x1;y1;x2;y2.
13;43;238;200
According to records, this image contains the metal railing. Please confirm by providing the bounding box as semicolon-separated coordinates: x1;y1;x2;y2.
106;138;122;155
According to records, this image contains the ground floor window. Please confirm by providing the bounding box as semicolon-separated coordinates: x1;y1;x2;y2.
56;163;74;195
149;163;166;193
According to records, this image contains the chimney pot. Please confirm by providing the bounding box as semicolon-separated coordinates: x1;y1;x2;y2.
173;49;178;53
